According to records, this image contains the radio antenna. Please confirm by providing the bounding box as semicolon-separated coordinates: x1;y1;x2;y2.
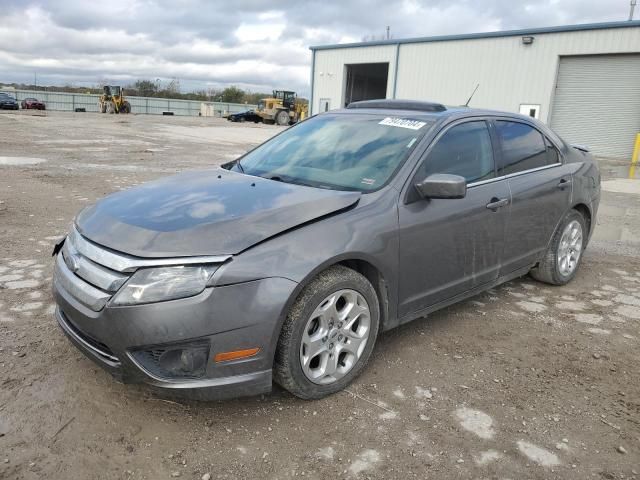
464;84;480;107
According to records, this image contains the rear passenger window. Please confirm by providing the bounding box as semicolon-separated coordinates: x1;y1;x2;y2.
495;121;548;175
419;121;495;184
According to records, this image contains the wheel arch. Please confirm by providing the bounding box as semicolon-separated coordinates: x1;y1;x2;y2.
269;254;393;368
544;201;593;255
572;202;592;235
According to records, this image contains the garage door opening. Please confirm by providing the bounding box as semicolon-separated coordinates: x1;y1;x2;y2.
344;63;389;107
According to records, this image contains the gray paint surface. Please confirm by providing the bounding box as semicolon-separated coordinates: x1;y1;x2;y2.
54;104;601;399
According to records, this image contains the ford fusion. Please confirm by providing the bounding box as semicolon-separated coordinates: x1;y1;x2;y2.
52;99;600;400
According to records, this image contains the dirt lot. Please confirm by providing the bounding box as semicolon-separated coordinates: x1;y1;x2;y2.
1;111;639;480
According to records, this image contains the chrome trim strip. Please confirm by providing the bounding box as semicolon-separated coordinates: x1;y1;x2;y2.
56;308;120;364
70;227;231;273
54;253;110;311
467;163;561;189
63;241;128;292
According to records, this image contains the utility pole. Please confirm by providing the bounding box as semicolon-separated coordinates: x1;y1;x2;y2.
34;72;37;90
631;0;637;21
386;26;390;39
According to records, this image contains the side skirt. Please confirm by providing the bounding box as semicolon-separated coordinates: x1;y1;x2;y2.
394;264;535;328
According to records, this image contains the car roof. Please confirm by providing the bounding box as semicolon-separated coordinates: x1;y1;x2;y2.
331;99;547;126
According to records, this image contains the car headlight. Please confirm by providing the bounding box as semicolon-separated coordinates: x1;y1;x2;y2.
111;265;218;306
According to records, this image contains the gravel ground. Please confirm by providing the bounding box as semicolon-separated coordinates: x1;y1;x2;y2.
0;111;639;480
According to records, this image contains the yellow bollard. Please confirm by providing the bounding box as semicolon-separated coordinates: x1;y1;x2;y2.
630;133;640;179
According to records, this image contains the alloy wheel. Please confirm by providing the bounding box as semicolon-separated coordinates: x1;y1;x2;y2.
557;220;583;276
299;289;371;385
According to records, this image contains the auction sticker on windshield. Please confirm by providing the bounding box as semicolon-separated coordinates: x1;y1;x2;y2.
379;117;427;130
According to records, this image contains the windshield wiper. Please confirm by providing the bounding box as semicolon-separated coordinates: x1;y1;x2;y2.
235;160;245;173
264;174;318;188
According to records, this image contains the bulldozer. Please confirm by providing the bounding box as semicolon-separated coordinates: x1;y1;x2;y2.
256;90;307;125
98;85;131;114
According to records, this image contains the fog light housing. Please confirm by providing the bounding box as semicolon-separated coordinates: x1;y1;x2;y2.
130;341;210;379
159;347;208;376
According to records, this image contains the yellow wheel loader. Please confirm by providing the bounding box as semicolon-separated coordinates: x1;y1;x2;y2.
256;90;308;125
98;85;131;114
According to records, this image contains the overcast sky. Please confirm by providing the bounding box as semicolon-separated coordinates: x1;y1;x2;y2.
0;0;633;96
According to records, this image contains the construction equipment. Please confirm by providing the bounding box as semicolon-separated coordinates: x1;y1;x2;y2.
98;86;131;114
256;90;308;125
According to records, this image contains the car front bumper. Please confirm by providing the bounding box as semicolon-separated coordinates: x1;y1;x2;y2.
52;255;297;400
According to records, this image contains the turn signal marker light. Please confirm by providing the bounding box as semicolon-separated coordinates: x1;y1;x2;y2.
214;348;260;363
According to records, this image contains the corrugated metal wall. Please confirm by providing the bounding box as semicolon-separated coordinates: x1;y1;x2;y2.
0;89;255;117
550;54;640;158
395;27;640;123
311;26;640;157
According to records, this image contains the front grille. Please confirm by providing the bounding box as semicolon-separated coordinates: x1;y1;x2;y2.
54;227;135;311
62;231;130;293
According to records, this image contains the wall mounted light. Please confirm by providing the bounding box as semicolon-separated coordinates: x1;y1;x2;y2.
522;36;535;45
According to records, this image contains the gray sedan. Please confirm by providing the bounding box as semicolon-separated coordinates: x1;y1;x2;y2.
52;99;600;400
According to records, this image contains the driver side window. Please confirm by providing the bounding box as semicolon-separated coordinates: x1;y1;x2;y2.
417;121;495;184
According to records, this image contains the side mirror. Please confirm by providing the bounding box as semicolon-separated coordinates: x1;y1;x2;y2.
415;173;467;199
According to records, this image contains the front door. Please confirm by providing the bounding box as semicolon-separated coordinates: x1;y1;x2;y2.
397;120;510;318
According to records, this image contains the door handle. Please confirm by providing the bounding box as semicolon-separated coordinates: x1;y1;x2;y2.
486;197;509;211
557;178;572;190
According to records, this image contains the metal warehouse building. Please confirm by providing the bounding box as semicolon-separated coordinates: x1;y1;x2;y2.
309;21;640;159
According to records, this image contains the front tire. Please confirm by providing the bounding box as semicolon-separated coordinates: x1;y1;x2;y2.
530;209;587;285
274;265;380;399
275;110;290;126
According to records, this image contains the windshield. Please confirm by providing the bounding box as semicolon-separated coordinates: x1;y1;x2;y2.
235;113;433;191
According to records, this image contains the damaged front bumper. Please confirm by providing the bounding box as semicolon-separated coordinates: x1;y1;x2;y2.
52;247;297;400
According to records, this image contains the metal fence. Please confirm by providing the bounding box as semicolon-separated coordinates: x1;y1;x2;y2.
0;88;255;117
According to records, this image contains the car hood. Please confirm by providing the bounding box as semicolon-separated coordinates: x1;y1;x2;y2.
76;169;361;257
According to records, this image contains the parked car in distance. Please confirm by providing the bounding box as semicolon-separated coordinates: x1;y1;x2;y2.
52;99;600;401
227;110;261;123
21;97;46;110
0;93;19;110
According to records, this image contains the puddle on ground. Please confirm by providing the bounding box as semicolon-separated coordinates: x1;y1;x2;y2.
0;156;46;166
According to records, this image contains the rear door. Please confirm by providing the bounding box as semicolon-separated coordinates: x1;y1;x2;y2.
398;119;510;318
494;119;572;275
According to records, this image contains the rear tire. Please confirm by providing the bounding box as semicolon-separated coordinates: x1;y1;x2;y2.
530;209;587;285
275;110;290;126
274;265;380;399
